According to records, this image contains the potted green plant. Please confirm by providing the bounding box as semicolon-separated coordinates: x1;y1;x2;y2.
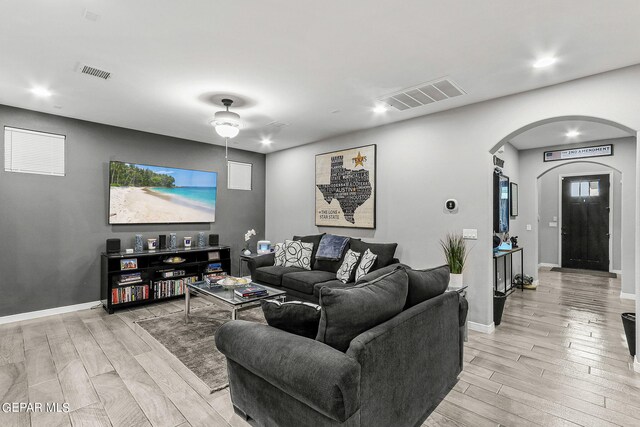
440;233;469;288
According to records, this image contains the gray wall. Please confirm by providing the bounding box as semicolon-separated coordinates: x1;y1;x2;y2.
0;104;266;317
517;137;636;294
266;65;640;330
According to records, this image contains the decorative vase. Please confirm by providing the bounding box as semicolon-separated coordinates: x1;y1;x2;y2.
147;238;157;250
449;273;464;288
169;233;177;250
184;236;192;248
197;232;206;248
134;234;143;252
243;249;251;256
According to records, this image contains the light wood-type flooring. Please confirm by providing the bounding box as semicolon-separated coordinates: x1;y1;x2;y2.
0;267;637;426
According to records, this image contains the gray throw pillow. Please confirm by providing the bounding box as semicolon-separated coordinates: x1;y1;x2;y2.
260;300;321;339
354;249;377;282
316;268;409;352
336;249;361;283
404;265;450;309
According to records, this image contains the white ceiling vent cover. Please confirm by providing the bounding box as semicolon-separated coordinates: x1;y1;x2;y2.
76;63;111;80
4;127;65;176
379;78;465;111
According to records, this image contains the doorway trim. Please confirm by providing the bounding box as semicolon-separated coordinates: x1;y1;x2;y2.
558;171;614;272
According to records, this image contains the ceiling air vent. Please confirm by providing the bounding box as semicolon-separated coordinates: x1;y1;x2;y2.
76;63;111;80
379;78;465;111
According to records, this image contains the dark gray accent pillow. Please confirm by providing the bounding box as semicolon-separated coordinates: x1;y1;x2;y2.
316;234;351;260
348;240;398;270
316;268;409;352
260;300;322;339
293;234;325;265
404;265;450;309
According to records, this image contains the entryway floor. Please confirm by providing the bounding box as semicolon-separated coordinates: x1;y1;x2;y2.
550;266;618;278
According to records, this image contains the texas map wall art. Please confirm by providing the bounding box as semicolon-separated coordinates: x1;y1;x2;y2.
315;144;376;229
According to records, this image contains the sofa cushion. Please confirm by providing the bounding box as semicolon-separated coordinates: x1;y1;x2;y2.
349;240;398;270
254;265;305;287
354;249;377;282
260;300;322;339
336;249;361;283
355;263;408;285
293;233;325;266
282;270;337;295
404;265;450;309
313;279;354;299
316;268;409;352
284;240;313;270
316;234;350;260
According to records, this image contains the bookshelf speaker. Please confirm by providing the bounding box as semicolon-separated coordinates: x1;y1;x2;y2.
159;235;167;249
106;238;121;253
209;234;219;246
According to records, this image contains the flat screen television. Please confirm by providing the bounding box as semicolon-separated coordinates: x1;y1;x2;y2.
493;173;509;233
108;161;217;224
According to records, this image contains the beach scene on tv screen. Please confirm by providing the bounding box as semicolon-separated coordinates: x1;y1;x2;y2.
109;162;217;224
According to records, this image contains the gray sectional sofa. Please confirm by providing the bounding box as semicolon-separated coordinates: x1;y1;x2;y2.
247;233;399;303
216;264;468;427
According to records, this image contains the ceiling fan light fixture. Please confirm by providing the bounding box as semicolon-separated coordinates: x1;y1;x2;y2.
212;99;241;139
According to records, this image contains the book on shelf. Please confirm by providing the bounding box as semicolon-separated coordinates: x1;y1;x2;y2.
112;284;149;304
234;284;267;298
114;272;142;286
153;276;198;299
203;272;227;284
206;262;222;271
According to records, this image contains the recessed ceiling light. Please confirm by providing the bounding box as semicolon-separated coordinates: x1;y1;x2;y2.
30;87;52;97
533;57;557;68
261;138;272;145
373;105;388;113
565;130;580;138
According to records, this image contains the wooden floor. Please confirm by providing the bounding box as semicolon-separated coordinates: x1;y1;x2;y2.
0;268;637;426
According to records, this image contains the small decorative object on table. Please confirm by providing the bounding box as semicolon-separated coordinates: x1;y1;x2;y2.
242;229;256;255
440;233;469;288
134;234;143;252
510;235;518;248
147;238;157;250
169;233;177;249
197;232;206;248
184;236;192;248
219;276;251;291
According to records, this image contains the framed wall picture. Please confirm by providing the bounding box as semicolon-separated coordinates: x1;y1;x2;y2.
510;182;519;217
315;144;376;229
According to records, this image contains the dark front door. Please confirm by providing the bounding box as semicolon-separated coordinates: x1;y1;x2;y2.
561;174;610;271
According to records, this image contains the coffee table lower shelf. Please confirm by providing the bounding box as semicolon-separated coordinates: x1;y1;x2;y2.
185;281;286;324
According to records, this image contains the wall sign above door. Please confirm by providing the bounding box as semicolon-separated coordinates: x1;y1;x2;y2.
543;144;613;162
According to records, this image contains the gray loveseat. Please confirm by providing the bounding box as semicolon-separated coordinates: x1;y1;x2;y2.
216;266;468;427
247;233;399;303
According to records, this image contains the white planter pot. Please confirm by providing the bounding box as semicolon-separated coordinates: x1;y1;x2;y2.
449;273;464;288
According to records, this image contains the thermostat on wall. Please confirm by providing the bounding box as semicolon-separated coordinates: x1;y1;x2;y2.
445;199;458;214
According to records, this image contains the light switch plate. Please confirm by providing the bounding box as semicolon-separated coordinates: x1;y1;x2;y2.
549;222;558;228
462;228;477;239
526;224;532;231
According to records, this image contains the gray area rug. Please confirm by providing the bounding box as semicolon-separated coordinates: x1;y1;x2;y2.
136;304;266;392
550;267;617;278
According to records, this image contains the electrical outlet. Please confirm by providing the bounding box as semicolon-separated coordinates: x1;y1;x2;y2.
526;224;532;231
462;229;477;239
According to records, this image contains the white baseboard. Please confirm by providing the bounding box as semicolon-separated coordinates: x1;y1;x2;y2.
612;270;622;275
635;356;640;373
538;263;559;268
468;321;495;334
620;292;636;300
0;301;101;325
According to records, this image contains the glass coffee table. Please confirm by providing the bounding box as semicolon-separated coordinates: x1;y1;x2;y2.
185;279;286;324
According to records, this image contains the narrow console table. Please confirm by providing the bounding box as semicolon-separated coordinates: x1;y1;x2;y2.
493;247;524;296
100;245;231;314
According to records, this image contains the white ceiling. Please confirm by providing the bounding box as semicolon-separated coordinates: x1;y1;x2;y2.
1;1;640;154
509;120;633;150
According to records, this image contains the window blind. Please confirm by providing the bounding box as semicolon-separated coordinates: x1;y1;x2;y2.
4;126;65;176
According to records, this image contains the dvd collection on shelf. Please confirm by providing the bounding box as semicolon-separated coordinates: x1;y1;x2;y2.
161;269;186;279
154;276;198;299
112;284;149;304
115;272;142;286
